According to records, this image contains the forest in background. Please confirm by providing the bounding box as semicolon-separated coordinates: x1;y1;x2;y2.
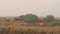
3;14;60;26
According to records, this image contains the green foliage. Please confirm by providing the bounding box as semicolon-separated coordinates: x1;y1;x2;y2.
19;14;39;23
50;22;60;26
46;15;54;22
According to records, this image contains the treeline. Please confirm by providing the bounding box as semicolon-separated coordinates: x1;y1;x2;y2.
15;14;54;23
15;14;60;26
0;14;59;26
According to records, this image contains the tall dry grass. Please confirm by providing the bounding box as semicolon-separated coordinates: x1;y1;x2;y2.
0;25;60;34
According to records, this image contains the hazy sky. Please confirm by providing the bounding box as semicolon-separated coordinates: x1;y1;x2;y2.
0;0;60;17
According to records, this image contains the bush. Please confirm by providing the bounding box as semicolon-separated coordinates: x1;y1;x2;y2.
50;22;60;26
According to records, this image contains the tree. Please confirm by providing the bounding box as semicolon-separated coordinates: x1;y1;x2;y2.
46;15;54;22
19;14;39;23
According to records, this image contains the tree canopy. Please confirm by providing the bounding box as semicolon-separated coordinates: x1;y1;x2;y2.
19;14;39;23
46;15;54;22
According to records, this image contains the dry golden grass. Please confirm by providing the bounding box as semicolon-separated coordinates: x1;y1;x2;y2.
0;24;60;34
0;25;60;32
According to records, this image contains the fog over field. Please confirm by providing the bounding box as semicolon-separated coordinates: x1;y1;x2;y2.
0;0;60;17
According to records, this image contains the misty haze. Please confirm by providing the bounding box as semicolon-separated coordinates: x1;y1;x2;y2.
0;0;59;17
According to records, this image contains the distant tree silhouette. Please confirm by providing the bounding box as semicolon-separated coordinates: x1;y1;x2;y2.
46;15;54;22
19;14;39;23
